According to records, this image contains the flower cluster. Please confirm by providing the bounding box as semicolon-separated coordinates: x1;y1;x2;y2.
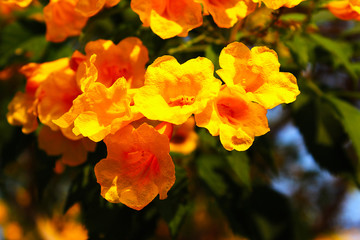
7;34;299;209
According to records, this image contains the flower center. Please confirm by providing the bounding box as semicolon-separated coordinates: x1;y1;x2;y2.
167;95;195;107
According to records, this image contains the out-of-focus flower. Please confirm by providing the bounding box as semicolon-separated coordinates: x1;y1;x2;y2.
131;0;203;39
134;56;221;125
38;126;96;166
327;0;360;20
3;222;23;240
44;0;88;42
37;204;88;240
196;0;257;28
75;0;121;17
0;200;8;225
53;78;136;142
76;38;149;91
217;42;299;109
170;116;198;155
0;0;32;7
95;123;175;210
252;0;305;9
195;85;269;151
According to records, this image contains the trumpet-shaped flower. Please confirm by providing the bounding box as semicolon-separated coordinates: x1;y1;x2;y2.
196;0;257;28
217;42;299;109
44;0;88;42
134;56;221;125
20;58;70;95
77;38;148;91
327;0;360;20
53;78;135;142
94;123;175;210
75;0;121;17
196;85;269;151
170;116;198;155
38;126;96;166
252;0;304;9
131;0;203;39
7;92;38;134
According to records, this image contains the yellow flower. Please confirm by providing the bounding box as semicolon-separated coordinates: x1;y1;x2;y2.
217;42;299;109
196;0;257;28
94;123;175;210
196;85;269;151
252;0;304;9
76;38;149;91
53;78;136;142
131;0;203;39
134;55;221;125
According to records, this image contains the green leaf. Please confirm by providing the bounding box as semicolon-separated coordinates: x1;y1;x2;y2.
197;154;227;196
285;34;313;68
324;95;360;177
309;34;358;82
226;151;251;189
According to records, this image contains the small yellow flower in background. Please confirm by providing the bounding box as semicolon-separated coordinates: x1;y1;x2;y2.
38;126;96;167
95;123;175;210
327;0;360;20
44;0;88;42
170;116;198;155
0;0;32;8
134;55;221;125
37;204;88;240
76;37;149;91
75;0;121;17
252;0;305;9
131;0;203;39
53;78;136;142
7;92;38;134
217;42;299;109
196;0;257;28
196;85;269;151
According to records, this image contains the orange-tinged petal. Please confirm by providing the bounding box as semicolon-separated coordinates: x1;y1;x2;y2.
36;67;81;131
328;0;360;20
131;0;203;39
7;92;38;134
75;0;106;17
54;78;134;142
20;58;70;95
1;0;32;8
134;56;221;125
195;85;269;151
95;123;175;210
217;42;300;109
170;116;198;155
77;38;148;91
44;0;88;42
38;126;96;166
197;0;256;28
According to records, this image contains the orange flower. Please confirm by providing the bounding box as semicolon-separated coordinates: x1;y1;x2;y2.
20;58;70;95
170;117;198;155
76;38;149;91
327;0;360;20
131;0;203;39
3;222;23;240
195;85;269;151
38;126;96;167
75;0;121;17
217;42;299;109
196;0;257;28
53;78;136;142
36;65;81;133
94;123;175;210
253;0;304;9
134;56;221;125
7;92;38;134
44;0;88;42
